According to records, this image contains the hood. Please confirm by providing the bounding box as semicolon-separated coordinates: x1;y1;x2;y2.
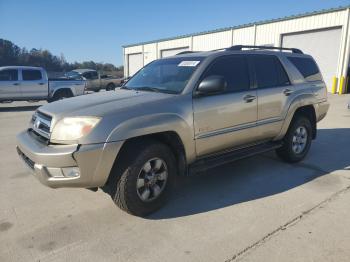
39;89;174;119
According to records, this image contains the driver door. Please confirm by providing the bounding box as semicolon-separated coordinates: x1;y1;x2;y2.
193;55;258;157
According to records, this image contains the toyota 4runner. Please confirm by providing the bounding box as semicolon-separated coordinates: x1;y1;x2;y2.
16;45;329;216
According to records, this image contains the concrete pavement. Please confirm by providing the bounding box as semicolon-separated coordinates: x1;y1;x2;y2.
0;95;349;262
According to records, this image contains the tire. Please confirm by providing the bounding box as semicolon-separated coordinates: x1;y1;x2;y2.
110;140;176;216
276;116;312;163
106;83;115;91
48;89;72;102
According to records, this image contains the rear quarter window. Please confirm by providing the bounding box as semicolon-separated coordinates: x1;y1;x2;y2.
287;57;322;82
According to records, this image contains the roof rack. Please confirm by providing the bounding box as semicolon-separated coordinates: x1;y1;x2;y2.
176;51;198;55
226;45;303;54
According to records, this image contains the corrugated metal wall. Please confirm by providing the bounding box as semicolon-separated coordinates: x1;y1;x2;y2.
123;7;350;90
192;30;232;51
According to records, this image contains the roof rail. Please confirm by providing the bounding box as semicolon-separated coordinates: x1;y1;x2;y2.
176;51;198;55
226;45;303;54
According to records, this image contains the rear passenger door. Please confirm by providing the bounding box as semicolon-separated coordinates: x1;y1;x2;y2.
193;55;258;157
20;69;47;98
251;54;294;141
0;69;21;99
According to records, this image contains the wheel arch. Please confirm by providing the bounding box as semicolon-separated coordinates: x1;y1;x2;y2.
275;91;318;141
293;105;317;139
102;131;187;193
276;103;317;140
52;88;74;98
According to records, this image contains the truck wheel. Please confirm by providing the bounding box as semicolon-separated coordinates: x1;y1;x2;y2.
110;140;176;216
106;83;115;91
276;116;312;163
48;90;72;102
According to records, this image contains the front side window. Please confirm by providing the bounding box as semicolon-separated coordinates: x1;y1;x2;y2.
252;55;290;89
202;55;250;92
22;69;42;80
0;69;18;81
90;71;98;79
287;57;322;82
125;57;204;94
82;72;92;79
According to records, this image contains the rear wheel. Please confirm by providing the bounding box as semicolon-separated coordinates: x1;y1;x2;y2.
48;89;72;102
106;83;115;91
110;140;176;216
276;116;312;163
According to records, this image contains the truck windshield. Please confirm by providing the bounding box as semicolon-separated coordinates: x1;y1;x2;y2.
124;57;203;94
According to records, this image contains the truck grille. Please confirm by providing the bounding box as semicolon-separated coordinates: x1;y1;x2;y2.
31;111;52;140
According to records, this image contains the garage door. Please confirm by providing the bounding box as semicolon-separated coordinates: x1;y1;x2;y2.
282;27;342;91
161;47;189;58
128;53;143;76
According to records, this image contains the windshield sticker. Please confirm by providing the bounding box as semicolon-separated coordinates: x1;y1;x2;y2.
178;61;200;67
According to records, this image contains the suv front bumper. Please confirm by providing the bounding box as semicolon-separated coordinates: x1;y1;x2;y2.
16;131;123;188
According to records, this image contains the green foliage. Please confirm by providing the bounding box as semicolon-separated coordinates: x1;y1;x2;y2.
0;39;123;76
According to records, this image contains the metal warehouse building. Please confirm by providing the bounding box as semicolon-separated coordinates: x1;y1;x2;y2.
123;6;350;93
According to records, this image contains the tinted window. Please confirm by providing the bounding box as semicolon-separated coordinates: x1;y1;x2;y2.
287;57;322;82
82;72;92;79
203;55;250;92
90;71;98;79
0;69;18;81
253;55;290;89
22;69;42;80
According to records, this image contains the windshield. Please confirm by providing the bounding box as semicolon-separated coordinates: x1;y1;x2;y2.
125;57;203;94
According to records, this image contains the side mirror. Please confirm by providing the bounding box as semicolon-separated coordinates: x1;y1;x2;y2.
196;75;227;96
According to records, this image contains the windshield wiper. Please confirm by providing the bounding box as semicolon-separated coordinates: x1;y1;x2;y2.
124;86;177;94
135;86;161;93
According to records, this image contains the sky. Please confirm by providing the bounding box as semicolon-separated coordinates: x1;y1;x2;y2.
0;0;349;66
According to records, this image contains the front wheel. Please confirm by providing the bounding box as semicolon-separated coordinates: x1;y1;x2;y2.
111;140;176;216
276;116;312;163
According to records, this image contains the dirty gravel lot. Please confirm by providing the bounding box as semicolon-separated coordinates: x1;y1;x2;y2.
0;94;350;262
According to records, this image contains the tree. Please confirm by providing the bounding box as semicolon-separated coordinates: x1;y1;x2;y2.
0;38;123;77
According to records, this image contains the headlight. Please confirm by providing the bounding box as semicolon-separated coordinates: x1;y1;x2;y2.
51;117;101;141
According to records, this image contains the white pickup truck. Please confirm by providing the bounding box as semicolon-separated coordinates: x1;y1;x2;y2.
0;66;86;103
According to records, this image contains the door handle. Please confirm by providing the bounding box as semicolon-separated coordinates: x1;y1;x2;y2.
243;94;256;103
38;83;45;85
13;83;20;86
283;88;293;96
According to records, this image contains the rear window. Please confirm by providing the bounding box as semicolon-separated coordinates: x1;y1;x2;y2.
0;69;18;81
252;55;290;88
22;69;42;81
287;57;322;82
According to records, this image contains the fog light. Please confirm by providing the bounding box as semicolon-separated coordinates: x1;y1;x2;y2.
62;167;80;178
46;167;65;178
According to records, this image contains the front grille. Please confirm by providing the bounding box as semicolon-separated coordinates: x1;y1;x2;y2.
28;129;49;144
17;147;35;170
31;111;52;140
